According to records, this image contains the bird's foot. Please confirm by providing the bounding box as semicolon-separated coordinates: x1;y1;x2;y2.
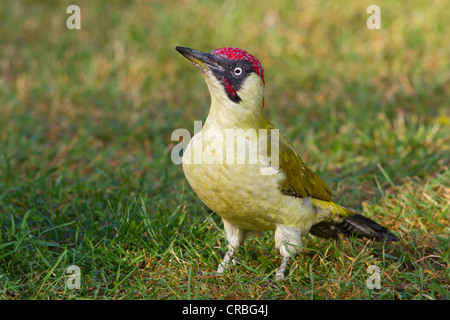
275;272;286;281
196;270;223;277
275;256;290;281
197;255;239;277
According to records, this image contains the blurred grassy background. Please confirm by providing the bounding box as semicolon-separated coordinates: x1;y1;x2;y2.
0;0;448;299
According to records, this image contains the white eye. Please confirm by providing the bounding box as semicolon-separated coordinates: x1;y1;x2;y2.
233;67;243;76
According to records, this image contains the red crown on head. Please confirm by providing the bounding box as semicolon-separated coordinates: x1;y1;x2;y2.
212;47;265;85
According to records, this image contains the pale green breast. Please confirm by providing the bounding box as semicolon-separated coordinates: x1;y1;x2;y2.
182;130;316;232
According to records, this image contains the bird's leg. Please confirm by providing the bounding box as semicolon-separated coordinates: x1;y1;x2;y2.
216;244;236;274
275;256;290;280
274;225;302;280
197;245;236;277
197;219;247;277
215;219;247;275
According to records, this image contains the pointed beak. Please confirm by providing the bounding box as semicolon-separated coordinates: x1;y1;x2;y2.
175;46;223;71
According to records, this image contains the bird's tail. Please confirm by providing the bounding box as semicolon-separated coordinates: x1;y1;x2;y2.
310;206;399;242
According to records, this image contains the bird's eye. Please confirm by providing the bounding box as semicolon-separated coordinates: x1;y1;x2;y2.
233;67;243;77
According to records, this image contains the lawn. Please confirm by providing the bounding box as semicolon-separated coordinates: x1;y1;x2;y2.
0;1;448;300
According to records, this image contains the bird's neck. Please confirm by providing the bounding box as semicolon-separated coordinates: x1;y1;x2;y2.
204;96;267;132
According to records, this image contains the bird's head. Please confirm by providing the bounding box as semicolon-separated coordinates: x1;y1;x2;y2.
176;46;265;114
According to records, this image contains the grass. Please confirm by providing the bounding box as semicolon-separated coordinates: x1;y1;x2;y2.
0;0;449;300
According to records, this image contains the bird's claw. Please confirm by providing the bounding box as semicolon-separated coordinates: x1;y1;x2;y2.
196;270;223;277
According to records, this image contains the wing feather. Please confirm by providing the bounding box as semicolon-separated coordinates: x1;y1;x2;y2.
267;122;333;201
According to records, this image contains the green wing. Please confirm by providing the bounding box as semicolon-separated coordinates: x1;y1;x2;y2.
267;122;333;201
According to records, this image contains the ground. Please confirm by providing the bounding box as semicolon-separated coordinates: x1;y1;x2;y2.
0;1;448;299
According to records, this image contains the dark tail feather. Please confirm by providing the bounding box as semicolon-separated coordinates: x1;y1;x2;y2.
310;213;399;242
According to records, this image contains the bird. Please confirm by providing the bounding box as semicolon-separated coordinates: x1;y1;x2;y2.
175;46;399;280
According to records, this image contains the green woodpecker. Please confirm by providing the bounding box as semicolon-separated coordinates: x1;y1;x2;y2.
176;46;399;280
